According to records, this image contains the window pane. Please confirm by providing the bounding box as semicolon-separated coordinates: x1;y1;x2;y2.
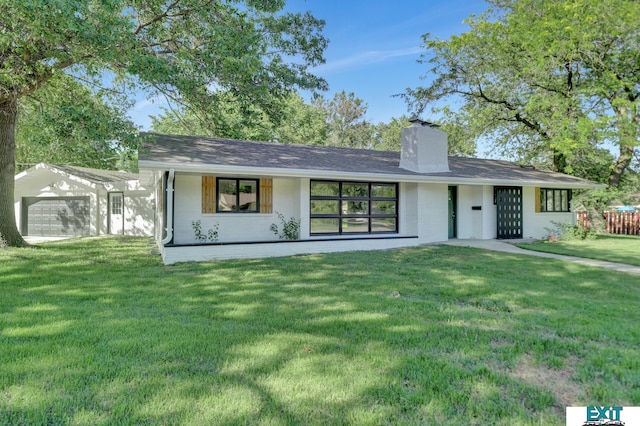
238;180;257;211
111;195;122;215
342;218;369;233
371;200;396;215
342;183;369;198
371;218;396;232
562;190;569;211
311;200;339;215
218;179;237;211
554;190;562;211
342;200;368;215
311;182;339;197
546;190;554;212
310;218;339;233
371;184;396;198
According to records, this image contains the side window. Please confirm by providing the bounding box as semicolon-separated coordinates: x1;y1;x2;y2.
202;176;272;214
539;188;571;212
217;178;259;213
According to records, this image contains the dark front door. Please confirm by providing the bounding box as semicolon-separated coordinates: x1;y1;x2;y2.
448;186;457;238
495;187;522;239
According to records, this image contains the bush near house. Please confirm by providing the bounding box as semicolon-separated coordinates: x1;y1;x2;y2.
1;237;639;425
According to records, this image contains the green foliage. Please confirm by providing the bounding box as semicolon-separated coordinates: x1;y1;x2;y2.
151;91;328;145
1;237;639;424
192;220;219;243
314;91;375;148
405;0;640;186
572;187;625;233
544;221;595;242
15;74;139;171
269;211;300;240
0;0;328;246
372;116;410;151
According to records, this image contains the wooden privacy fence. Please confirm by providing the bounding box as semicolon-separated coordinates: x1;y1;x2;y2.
576;211;640;235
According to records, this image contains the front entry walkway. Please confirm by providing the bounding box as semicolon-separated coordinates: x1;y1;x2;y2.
440;239;640;277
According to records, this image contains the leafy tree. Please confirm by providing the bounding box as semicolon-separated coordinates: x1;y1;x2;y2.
405;0;639;187
0;0;327;246
16;74;139;172
373;115;476;156
315;91;375;149
372;116;410;152
151;91;327;145
275;93;328;145
150;91;276;141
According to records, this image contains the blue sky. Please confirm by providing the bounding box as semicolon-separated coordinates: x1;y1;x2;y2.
129;0;489;129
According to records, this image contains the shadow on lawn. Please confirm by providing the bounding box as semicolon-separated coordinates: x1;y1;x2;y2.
1;238;639;424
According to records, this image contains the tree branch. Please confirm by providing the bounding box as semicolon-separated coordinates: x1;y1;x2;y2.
134;1;181;35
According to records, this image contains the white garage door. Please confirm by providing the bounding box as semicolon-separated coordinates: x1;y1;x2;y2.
22;197;90;237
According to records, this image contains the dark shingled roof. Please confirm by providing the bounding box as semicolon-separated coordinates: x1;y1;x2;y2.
51;164;138;183
140;133;597;186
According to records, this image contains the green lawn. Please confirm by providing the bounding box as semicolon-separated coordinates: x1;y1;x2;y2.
1;237;639;425
517;234;640;267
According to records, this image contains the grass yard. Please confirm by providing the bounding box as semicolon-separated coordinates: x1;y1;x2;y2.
1;237;639;425
517;234;640;267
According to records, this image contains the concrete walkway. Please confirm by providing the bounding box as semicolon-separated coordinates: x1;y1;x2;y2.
441;239;640;276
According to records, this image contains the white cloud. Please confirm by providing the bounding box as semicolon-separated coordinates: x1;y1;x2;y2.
315;46;422;74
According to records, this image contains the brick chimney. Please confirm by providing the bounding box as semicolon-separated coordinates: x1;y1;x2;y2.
399;119;449;173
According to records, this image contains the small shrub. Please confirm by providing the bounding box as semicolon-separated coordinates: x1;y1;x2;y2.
0;233;6;249
270;211;300;240
192;220;219;243
545;221;595;242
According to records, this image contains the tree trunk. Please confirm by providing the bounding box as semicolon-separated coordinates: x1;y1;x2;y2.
608;104;638;188
608;143;634;188
0;98;28;247
552;149;567;173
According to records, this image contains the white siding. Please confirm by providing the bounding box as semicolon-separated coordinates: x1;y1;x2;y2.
172;174;299;244
298;178;311;239
456;185;498;240
416;183;448;244
160;174;423;263
400;182;418;236
123;191;155;236
522;186;574;239
481;186;497;239
456;185;476;239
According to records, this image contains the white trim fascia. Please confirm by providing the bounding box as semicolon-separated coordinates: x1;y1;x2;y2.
138;160;605;190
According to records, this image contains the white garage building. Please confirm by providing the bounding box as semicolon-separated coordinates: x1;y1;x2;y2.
14;163;154;238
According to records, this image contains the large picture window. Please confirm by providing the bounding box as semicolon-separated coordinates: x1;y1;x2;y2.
217;178;259;213
310;180;398;235
539;188;571;212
